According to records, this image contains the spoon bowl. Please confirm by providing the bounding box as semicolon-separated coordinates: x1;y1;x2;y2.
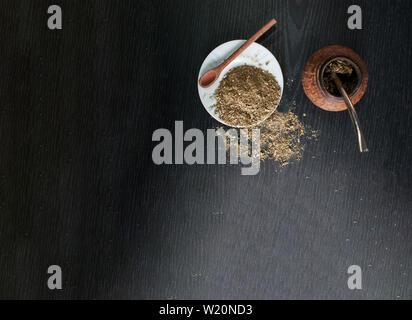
199;69;218;88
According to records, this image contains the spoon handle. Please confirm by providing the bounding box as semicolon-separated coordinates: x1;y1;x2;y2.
219;19;277;71
332;73;369;153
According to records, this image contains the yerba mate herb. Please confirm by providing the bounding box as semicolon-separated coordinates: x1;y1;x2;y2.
325;60;353;75
218;108;319;167
213;65;281;127
258;110;306;165
323;59;358;97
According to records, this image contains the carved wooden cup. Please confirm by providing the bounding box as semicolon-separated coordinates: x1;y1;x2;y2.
302;45;368;112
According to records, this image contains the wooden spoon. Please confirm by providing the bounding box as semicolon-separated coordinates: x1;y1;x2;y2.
199;18;277;88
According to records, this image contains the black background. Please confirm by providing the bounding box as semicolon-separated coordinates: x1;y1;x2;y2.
0;0;411;299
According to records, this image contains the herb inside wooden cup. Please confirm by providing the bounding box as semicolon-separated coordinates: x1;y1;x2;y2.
323;59;358;97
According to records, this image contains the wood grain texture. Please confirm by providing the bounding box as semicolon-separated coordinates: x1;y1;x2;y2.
0;0;411;299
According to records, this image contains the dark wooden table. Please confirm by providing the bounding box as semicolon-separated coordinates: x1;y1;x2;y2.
0;0;411;299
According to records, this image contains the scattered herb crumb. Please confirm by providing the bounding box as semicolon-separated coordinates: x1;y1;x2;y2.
217;109;318;167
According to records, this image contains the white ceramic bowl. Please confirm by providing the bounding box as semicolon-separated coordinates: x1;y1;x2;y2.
198;40;284;128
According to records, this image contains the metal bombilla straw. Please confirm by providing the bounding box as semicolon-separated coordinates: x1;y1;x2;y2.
331;72;369;153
